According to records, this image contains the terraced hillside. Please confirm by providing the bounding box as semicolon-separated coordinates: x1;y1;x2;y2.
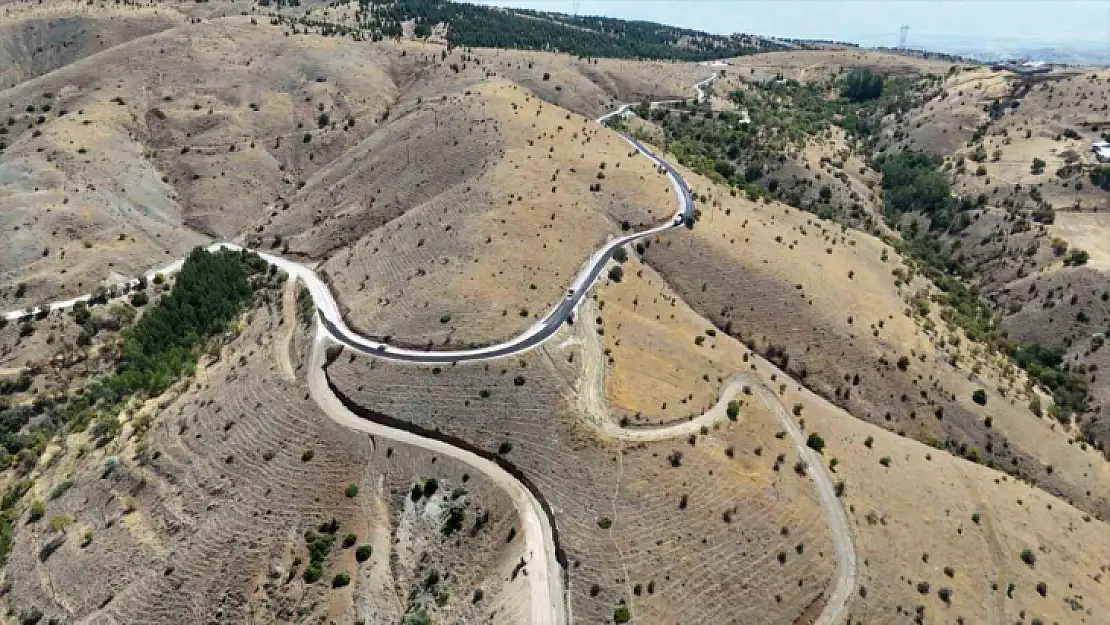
1;285;528;624
329;347;838;624
2;2;1110;624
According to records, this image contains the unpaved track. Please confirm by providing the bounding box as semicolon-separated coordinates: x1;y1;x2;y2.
571;298;856;622
744;381;857;625
7;71;859;625
305;328;566;625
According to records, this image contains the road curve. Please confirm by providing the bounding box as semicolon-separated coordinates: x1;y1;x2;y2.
4;71;859;625
304;328;565;625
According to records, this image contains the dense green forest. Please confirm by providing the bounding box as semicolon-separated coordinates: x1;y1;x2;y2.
358;0;781;60
0;248;269;563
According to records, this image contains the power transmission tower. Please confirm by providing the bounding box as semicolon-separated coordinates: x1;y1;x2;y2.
572;0;580;16
899;24;910;49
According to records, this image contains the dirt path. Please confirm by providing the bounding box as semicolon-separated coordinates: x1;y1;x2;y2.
275;278;298;383
304;328;567;625
570;297;856;623
745;381;857;625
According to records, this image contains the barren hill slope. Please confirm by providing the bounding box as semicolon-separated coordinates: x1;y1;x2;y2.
2;283;529;624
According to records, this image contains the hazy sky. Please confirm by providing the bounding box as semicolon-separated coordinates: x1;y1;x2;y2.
474;1;1110;49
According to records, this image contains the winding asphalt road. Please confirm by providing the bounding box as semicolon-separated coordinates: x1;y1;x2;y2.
3;71;858;625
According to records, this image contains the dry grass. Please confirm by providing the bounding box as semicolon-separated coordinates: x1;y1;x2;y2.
3;292;527;624
330;348;837;624
739;350;1110;625
640;161;1110;521
320;79;676;348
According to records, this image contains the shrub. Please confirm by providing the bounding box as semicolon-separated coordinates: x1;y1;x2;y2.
879;456;891;467
613;605;631;623
792;403;803;416
726;400;740;421
344;484;358;498
303;564;323;583
897;356;910;371
498;441;513;455
48;515;72;532
28;500;45;522
607;265;624;282
938;587;952;603
129;291;149;307
1036;581;1047;597
1031;157;1046;175
972;389;987;405
805;432;825;454
863;436;874;448
1021;548;1036;567
356;544;373;562
302;449;315;462
1063;249;1089;267
332;572;350;588
597;517;612;529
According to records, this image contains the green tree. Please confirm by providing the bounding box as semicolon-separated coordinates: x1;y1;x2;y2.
806;432;825;454
842;68;884;102
726;399;740;421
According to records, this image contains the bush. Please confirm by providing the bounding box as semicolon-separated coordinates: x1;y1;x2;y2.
613;605;632;623
128;291;149;307
726;399;740;421
302;449;315;462
332;572;350;588
806;432;825;454
1031;158;1046;175
1063;249;1089;267
1021;548;1036;567
355;544;373;562
863;436;873;448
972;389;987;405
897;356;910;371
938;587;952;604
28;500;45;522
879;456;891;467
303;564;323;583
344;484;358;498
607;265;624;282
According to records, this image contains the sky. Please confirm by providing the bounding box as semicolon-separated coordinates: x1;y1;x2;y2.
473;1;1110;51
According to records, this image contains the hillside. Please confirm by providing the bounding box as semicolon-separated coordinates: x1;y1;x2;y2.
1;2;1109;624
298;0;782;60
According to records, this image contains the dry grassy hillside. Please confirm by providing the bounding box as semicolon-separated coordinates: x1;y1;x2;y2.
639;162;1110;521
1;285;528;624
0;1;181;89
591;238;1110;624
330;347;838;624
722;49;953;86
317;80;677;348
751;349;1110;625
